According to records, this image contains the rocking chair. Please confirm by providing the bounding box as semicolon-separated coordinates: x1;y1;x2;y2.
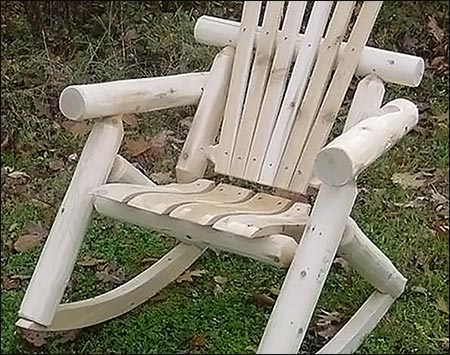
17;1;424;353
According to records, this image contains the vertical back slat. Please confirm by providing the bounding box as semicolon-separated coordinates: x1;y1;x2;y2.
273;1;356;189
214;1;262;174
243;1;307;181
289;1;383;192
228;1;284;178
259;1;334;186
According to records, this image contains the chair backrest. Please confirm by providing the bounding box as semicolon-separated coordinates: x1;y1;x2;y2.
183;1;383;193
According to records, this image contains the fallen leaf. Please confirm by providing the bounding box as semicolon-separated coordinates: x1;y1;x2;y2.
436;337;449;349
14;223;48;252
95;263;125;285
213;284;224;297
1;275;20;290
403;32;418;51
150;172;174;185
213;276;227;285
429;56;448;72
77;256;106;267
254;293;275;307
68;153;78;162
179;116;193;129
411;285;428;295
393;196;427;208
8;171;31;179
54;329;81;344
186;334;208;353
48;159;64;171
123;27;139;43
33;99;53;119
61;120;91;137
123;114;139;127
316;310;343;339
392;172;426;189
428;16;445;44
333;257;350;271
436;295;449;314
31;199;51;209
176;269;208;283
124;130;173;158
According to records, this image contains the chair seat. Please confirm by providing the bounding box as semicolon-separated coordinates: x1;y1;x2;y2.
92;179;310;239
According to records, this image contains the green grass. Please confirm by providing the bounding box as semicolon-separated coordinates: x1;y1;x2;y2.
1;1;448;354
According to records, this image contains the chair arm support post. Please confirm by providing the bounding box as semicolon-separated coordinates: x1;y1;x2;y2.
314;98;418;186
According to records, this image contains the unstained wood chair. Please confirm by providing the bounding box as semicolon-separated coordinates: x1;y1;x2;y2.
17;1;424;353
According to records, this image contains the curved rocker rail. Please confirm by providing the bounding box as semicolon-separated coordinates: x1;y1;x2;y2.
16;243;205;331
316;291;395;354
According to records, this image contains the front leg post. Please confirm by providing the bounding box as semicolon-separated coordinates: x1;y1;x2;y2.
18;116;124;326
257;182;358;354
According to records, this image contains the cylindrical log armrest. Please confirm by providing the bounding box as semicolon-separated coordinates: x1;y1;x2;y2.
59;73;209;121
194;15;424;87
314;99;418;186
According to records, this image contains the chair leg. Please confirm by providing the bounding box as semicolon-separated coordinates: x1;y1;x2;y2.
257;182;358;354
18;117;124;327
16;243;206;331
339;218;407;298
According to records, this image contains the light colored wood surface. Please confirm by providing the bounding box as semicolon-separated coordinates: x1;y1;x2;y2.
314;98;418;186
215;1;261;173
274;1;356;190
170;193;293;226
259;1;333;186
126;183;253;215
229;1;283;178
94;179;215;203
244;1;307;181
59;73;209;120
212;202;310;238
257;182;358;354
194;15;424;87
108;155;156;186
289;1;383;192
176;46;235;182
19;116;124;326
16;244;206;331
93;193;298;267
316;291;396;354
340;218;407;298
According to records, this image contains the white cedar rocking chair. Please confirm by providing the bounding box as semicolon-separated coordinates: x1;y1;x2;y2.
17;1;424;353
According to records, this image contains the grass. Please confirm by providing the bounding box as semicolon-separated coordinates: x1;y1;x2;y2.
1;1;448;354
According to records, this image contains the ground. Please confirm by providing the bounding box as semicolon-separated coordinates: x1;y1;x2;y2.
1;1;448;354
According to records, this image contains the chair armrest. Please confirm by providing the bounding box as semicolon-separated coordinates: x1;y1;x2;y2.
59;72;209;121
314;98;418;186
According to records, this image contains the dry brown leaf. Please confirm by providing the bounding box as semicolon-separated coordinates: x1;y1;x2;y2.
95;263;125;285
150;292;168;303
213;284;224;297
392;172;426;189
31;199;51;209
176;269;208;283
333;257;350;271
77;256;106;267
124;130;173;158
179;116;194;129
428;16;445;44
213;276;227;285
61;120;91;137
8;171;31;179
1;275;20;290
187;334;209;353
436;295;449;314
403;32;418;51
316;310;343;339
54;329;81;344
14;223;48;252
254;293;275;307
123;114;139;127
48;159;64;171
